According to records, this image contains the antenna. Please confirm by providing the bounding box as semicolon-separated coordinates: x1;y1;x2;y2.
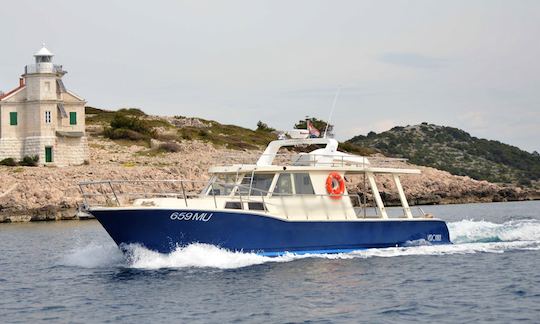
323;86;341;138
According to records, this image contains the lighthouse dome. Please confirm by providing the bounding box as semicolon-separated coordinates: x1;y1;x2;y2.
34;45;54;57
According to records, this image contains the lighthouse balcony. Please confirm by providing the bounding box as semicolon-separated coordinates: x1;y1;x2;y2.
24;63;65;75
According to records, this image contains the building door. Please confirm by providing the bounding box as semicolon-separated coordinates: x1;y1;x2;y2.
45;147;53;163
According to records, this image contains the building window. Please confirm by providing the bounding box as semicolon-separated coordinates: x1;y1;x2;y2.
45;81;51;92
69;112;77;125
45;111;51;124
9;112;17;126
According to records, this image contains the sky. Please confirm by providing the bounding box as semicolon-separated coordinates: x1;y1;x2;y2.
1;0;539;152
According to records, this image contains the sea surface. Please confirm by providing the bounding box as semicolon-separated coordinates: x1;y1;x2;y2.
1;201;539;323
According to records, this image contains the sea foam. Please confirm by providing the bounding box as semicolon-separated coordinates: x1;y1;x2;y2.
61;219;540;270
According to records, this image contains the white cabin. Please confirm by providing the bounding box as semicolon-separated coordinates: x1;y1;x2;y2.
81;138;427;221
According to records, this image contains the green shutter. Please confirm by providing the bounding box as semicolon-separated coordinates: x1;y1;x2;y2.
45;147;53;163
69;112;77;125
9;112;17;125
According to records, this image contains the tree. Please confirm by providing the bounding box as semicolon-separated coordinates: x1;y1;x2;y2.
294;117;332;133
256;121;275;132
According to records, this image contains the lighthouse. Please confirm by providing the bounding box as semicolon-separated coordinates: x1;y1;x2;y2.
0;45;88;166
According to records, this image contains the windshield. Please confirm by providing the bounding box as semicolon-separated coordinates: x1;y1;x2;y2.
236;173;275;196
207;174;239;196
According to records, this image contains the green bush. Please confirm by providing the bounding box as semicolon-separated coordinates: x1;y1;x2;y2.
256;121;275;132
20;155;39;167
0;158;17;166
159;142;182;153
103;128;147;141
103;113;156;141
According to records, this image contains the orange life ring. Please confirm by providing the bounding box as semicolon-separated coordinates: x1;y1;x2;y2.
326;172;345;199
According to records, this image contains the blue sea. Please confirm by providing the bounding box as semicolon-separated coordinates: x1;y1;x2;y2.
1;201;539;323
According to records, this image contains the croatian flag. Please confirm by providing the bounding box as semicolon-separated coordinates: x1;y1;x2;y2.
307;120;320;138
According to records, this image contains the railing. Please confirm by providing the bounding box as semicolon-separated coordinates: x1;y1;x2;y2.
79;180;428;219
216;152;411;169
24;64;65;74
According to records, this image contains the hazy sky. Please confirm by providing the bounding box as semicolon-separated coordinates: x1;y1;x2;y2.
1;0;539;151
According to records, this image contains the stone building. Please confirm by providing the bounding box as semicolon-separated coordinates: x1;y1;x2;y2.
0;45;88;166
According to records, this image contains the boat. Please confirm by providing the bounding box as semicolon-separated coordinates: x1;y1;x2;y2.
80;137;451;256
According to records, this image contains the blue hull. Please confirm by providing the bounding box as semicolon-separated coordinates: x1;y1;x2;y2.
90;209;451;255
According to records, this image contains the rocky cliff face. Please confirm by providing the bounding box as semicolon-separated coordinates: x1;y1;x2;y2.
1;136;537;222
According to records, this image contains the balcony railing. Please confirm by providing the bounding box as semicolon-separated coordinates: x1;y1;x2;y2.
24;64;65;74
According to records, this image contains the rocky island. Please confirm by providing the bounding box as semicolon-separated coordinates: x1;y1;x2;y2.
0;108;538;223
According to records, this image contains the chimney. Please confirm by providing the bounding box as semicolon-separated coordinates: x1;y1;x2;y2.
19;77;25;87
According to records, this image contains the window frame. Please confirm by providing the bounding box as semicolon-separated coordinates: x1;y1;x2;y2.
293;173;315;195
236;173;275;197
69;111;77;125
45;111;51;124
272;173;293;197
9;112;17;126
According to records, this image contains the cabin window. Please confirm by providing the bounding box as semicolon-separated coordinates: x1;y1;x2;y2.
45;111;51;124
273;173;293;196
248;202;266;211
9;112;17;126
208;174;238;196
225;201;243;210
69;112;77;125
293;173;315;195
237;173;274;196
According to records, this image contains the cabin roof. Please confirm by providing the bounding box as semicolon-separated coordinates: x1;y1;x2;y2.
209;164;421;175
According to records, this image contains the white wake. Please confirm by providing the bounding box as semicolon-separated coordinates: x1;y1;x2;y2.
61;219;540;270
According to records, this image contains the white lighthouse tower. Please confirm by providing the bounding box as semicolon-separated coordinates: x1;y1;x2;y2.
0;45;88;166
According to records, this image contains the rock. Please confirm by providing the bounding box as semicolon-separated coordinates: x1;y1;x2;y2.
0;136;538;222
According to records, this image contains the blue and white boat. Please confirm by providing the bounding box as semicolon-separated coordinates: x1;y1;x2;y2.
80;138;450;256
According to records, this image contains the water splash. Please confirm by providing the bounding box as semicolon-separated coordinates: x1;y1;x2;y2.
61;242;124;268
61;219;540;270
449;219;540;243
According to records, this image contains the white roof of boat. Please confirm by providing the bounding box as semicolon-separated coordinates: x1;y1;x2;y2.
209;164;421;174
210;138;420;175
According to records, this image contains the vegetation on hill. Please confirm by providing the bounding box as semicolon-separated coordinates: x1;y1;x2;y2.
348;123;540;186
86;107;375;154
174;116;277;150
256;121;275;132
86;107;277;150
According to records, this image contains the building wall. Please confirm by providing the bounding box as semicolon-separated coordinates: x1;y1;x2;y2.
56;136;88;166
0;72;89;166
0;138;23;160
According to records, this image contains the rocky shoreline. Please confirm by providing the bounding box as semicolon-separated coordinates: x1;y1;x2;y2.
1;137;538;223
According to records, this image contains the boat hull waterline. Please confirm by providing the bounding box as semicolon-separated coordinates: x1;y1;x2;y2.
90;209;451;255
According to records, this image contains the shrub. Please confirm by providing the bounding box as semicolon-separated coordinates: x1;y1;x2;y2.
20;155;39;167
104;128;147;141
159;142;182;153
0;158;17;166
103;113;156;141
256;121;275;132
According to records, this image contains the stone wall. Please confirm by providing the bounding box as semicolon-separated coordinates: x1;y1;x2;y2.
0;136;88;166
56;136;88;166
23;136;56;163
0;138;23;160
